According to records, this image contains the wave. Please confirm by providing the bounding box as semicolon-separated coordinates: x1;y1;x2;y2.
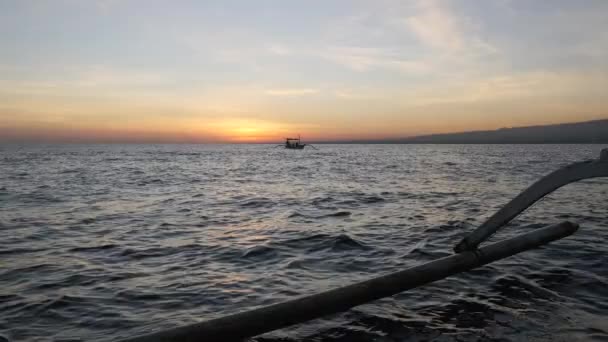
70;244;118;253
2;144;607;342
0;246;48;255
239;197;276;209
241;245;278;259
282;233;370;253
288;211;352;219
59;168;82;174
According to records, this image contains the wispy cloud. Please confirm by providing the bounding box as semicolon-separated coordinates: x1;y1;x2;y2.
267;44;291;56
406;0;464;51
398;69;608;107
0;65;168;98
2;0;608;142
264;88;319;96
334;88;384;100
319;46;431;74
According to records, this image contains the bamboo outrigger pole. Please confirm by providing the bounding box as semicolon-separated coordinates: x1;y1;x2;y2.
119;149;607;342
121;222;577;342
455;149;608;252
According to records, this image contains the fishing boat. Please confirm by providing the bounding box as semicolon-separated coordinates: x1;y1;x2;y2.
281;135;316;150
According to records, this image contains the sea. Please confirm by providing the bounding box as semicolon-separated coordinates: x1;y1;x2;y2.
1;144;607;342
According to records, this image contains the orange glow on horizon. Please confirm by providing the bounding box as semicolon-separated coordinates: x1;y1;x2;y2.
2;113;608;144
2;1;608;144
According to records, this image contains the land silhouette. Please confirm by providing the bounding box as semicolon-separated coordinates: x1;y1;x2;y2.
320;119;608;144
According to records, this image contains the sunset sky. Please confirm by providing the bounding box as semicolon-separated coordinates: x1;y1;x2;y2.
1;0;608;143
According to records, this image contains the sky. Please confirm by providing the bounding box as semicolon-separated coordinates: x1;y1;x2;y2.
1;0;608;143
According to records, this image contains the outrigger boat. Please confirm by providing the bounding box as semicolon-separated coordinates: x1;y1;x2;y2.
279;135;317;150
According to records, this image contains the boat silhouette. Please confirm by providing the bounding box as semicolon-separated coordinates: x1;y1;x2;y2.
278;135;317;150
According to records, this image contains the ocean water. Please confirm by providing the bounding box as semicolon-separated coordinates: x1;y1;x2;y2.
1;144;607;342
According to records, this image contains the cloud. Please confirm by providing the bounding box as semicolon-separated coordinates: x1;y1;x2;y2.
267;44;291;56
264;88;319;96
405;0;499;60
319;46;431;74
399;69;608;107
406;0;464;51
334;88;385;100
0;65;167;95
307;2;495;76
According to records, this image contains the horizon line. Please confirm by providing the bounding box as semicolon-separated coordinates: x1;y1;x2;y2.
1;118;607;144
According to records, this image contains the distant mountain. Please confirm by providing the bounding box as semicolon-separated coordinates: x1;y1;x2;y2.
392;119;608;144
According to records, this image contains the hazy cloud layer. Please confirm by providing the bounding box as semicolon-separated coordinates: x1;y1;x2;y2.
1;0;607;142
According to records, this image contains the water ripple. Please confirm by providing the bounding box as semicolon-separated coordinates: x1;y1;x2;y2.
0;144;606;342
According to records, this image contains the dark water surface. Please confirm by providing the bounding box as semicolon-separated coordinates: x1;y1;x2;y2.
1;144;607;342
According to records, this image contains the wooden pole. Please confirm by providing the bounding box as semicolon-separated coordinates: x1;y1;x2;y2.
120;221;578;342
455;153;608;253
